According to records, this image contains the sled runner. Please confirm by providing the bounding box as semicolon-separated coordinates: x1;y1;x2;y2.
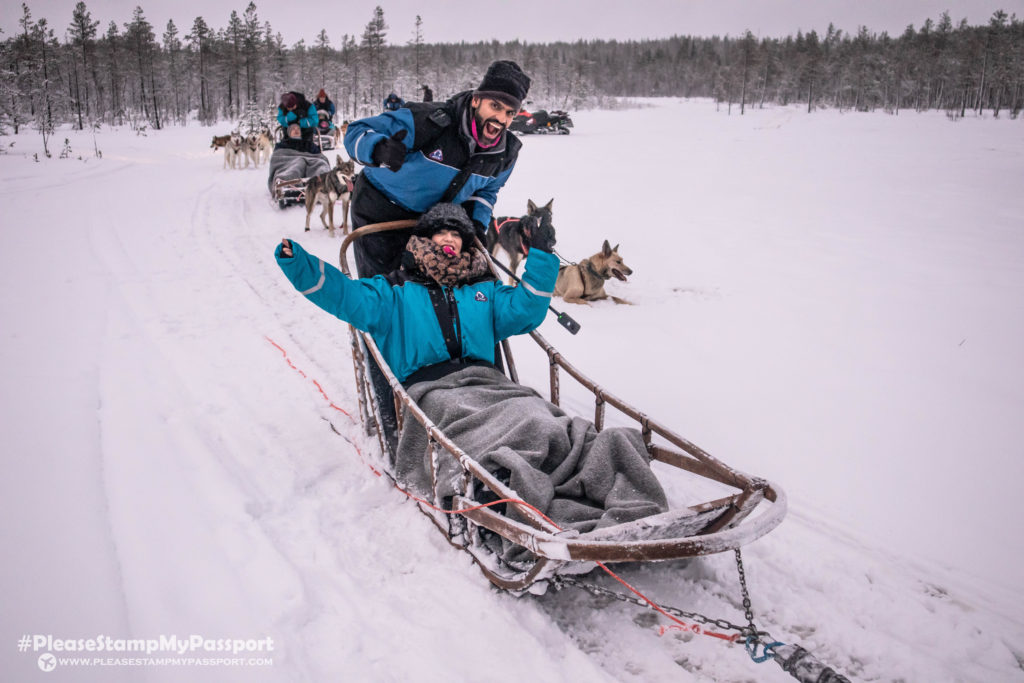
338;222;786;591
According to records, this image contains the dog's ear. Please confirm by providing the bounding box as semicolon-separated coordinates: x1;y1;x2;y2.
527;199;537;214
336;154;343;167
613;243;620;252
543;198;553;212
602;240;612;256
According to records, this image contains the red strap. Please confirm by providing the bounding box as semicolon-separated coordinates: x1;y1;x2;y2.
492;217;518;235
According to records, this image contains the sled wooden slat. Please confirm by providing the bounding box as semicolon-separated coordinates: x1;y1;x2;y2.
336;222;786;589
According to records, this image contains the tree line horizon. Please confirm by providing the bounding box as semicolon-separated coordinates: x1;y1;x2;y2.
2;1;1021;151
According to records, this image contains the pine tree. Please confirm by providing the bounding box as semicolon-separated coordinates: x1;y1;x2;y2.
411;15;424;86
187;17;212;123
68;1;99;128
163;20;182;123
361;6;388;108
315;29;330;88
100;21;124;124
226;10;244;118
242;2;261;104
124;6;160;129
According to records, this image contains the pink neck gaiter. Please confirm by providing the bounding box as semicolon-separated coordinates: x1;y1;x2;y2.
471;118;500;149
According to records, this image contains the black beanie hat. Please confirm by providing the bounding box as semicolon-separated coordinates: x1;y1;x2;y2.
414;203;476;244
474;60;530;109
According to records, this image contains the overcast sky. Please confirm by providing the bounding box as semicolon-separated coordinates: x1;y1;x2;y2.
3;1;1021;48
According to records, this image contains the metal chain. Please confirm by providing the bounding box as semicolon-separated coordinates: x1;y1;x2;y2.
554;550;775;644
554;575;751;635
735;548;758;634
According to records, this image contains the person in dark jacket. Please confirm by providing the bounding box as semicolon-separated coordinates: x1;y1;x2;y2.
344;60;531;279
275;203;557;384
420;84;433;102
383;92;406;111
277;91;318;144
273;123;320;154
313;88;336;119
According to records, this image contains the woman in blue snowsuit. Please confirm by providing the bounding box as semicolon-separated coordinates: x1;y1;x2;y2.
275;204;668;539
275;203;557;385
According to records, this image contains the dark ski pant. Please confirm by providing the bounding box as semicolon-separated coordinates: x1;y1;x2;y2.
350;173;421;278
349;174;423;448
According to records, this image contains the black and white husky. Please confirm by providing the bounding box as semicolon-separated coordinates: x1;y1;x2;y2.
486;198;555;282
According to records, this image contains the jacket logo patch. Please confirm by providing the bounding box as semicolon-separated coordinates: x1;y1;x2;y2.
429;148;444;162
475;291;488;302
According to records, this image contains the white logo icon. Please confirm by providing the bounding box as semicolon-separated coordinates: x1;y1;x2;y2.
37;653;57;672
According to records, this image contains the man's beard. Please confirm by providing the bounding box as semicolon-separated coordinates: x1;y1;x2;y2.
474;112;505;143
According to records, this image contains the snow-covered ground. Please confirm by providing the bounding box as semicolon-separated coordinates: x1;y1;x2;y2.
1;99;1022;682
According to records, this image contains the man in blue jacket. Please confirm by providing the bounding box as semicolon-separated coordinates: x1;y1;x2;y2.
344;61;531;278
275;203;557;385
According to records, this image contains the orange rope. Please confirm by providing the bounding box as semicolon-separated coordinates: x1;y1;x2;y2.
265;335;738;644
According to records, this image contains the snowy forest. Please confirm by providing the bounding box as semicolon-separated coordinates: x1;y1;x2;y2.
2;1;1023;141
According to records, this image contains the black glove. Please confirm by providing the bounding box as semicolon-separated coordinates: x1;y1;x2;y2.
528;218;556;253
472;219;488;245
371;129;408;170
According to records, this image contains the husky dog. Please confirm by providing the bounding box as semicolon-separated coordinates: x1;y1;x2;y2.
486;199;555;283
210;134;231;151
242;133;260;168
256;131;274;166
304;156;356;237
223;133;243;169
554;240;634;304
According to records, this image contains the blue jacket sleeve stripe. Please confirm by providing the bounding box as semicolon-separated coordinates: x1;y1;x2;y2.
464;195;494;211
351;131;374;163
301;259;326;295
519;278;553;298
492;250;559;340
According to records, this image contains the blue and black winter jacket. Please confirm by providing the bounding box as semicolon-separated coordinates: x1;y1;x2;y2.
275;241;557;382
344;91;522;230
277;94;318;130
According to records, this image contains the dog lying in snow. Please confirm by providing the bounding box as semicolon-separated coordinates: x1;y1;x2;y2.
554;240;633;304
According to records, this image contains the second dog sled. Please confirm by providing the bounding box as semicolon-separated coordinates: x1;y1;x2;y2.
336;222;787;592
267;147;331;209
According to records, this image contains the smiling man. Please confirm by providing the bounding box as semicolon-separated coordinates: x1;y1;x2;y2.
344;60;531;278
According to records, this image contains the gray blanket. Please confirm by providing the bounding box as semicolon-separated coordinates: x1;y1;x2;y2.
395;366;668;562
266;147;330;195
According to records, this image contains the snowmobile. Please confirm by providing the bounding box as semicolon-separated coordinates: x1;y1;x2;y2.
337;222;786;592
510;109;574;135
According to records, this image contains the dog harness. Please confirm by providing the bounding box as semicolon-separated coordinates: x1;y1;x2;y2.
319;169;352;198
490;216;530;256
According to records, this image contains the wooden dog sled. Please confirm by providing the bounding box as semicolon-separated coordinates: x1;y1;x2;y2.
338;222;786;592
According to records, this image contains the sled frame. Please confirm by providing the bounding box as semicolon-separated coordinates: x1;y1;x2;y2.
338;222;786;591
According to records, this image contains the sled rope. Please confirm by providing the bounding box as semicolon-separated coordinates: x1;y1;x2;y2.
266;335;560;522
266;336;848;680
265;336;354;418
